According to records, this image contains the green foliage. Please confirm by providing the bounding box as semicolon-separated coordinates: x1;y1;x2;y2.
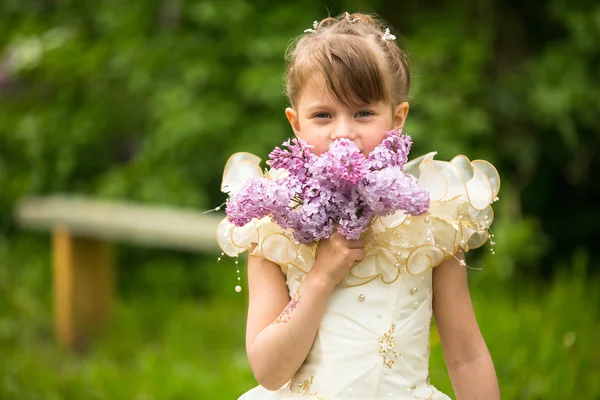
2;0;598;274
0;0;598;266
382;0;600;273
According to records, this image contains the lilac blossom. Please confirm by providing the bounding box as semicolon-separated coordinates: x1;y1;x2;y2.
337;188;375;240
268;138;315;182
367;129;412;171
225;129;430;243
359;166;430;216
226;177;298;226
309;139;367;189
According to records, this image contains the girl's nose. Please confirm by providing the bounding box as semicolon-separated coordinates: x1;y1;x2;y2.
331;119;355;140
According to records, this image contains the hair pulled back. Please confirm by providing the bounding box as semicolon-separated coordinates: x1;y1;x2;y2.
285;12;410;109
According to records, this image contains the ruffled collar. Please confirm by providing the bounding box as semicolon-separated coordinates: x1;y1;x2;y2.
216;151;500;287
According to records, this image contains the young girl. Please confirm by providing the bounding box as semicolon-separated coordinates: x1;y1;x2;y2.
217;12;501;400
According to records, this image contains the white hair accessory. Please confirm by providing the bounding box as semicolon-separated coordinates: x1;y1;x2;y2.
345;12;360;23
382;28;396;41
304;20;318;33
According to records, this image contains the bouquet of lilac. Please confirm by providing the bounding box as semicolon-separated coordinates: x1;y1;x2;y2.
225;130;430;244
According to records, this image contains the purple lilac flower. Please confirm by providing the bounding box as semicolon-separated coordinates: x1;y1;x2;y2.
273;193;335;244
337;188;375;239
225;131;430;243
226;177;298;226
359;166;430;216
268;138;315;182
309;139;368;189
298;195;336;241
367;129;412;171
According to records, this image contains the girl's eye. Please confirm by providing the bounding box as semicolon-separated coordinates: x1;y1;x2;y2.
356;110;373;118
313;112;332;119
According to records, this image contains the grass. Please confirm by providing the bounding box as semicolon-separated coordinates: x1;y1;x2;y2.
1;235;599;399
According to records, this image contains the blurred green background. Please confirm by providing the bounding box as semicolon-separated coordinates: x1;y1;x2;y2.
1;0;599;399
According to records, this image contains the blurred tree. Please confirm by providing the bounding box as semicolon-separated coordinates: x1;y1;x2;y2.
381;0;600;276
0;0;598;284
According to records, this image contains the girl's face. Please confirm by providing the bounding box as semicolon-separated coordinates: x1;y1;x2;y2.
285;74;409;156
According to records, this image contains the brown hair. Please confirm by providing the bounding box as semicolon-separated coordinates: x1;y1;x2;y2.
285;12;410;109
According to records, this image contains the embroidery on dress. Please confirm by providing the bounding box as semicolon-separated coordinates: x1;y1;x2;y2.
407;385;435;400
287;374;324;399
378;323;401;368
275;290;302;324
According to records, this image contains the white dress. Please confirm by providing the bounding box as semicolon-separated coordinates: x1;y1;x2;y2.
217;151;500;400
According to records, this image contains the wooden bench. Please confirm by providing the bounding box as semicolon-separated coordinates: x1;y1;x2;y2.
15;196;222;350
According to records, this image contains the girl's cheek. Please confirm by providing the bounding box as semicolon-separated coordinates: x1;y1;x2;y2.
304;133;329;155
310;143;328;156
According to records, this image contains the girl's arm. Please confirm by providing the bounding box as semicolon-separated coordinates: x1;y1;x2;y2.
432;252;501;400
244;255;334;390
245;233;364;390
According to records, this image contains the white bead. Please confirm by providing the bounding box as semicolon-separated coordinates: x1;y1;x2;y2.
410;287;418;294
399;310;404;316
460;239;465;245
366;380;371;386
358;294;366;302
215;206;220;211
424;217;430;223
389;393;393;397
459;260;466;266
295;275;302;281
394;263;401;268
237;277;241;280
236;270;240;273
426;236;431;242
235;285;242;292
405;219;411;225
406;388;412;394
413;301;419;309
396;251;402;257
347;387;353;394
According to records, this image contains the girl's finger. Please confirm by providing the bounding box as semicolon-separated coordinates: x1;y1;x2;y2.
347;239;365;249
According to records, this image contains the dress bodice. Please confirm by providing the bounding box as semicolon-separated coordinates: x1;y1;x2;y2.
217;151;500;399
278;266;442;399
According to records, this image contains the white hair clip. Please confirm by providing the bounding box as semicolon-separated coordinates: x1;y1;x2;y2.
382;28;396;41
304;20;318;33
345;12;360;23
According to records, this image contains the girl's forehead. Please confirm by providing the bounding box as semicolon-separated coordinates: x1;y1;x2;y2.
300;75;336;103
297;73;374;109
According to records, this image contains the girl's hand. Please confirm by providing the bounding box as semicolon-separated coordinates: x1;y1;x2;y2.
311;232;365;287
